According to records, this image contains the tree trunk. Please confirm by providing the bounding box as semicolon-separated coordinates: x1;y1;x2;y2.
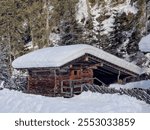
45;0;50;46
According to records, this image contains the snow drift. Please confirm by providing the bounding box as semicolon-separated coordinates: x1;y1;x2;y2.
0;89;150;113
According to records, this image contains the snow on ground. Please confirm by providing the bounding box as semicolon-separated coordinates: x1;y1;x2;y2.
139;34;150;52
0;89;150;113
109;80;150;90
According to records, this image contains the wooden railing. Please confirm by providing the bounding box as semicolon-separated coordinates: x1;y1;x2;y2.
61;77;107;97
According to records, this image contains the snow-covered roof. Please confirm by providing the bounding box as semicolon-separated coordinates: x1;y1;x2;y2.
139;34;150;52
12;44;143;75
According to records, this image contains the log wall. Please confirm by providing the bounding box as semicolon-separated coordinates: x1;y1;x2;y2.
27;68;93;96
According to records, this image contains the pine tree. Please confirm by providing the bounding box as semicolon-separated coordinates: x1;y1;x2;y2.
0;41;15;88
107;11;126;57
17;0;51;49
26;0;46;48
44;0;51;46
0;0;27;59
0;0;28;88
51;0;82;45
145;0;150;34
93;13;107;49
0;42;10;87
83;17;95;45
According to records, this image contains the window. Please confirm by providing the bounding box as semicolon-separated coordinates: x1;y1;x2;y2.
74;70;78;75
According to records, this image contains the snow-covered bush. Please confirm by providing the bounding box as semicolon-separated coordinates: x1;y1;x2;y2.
12;76;28;92
11;70;28;92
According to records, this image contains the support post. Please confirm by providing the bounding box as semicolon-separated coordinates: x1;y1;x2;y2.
27;70;31;92
54;69;57;94
69;80;74;97
117;71;121;83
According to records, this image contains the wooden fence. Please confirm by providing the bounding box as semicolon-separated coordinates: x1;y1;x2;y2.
82;84;150;104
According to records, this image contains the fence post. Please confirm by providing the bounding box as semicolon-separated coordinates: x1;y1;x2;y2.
69;80;74;97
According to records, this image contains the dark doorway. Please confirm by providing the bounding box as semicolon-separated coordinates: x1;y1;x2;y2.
93;69;118;85
93;65;129;86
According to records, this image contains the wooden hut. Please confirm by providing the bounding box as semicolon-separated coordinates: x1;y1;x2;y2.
12;44;144;97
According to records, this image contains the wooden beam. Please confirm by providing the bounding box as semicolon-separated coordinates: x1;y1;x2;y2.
54;69;57;94
85;56;89;61
95;68;115;75
87;54;138;77
117;71;121;81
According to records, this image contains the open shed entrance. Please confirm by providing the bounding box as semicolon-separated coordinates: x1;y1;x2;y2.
93;65;130;85
65;54;135;86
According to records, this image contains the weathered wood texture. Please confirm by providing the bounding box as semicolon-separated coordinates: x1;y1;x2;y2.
86;54;138;76
27;68;93;96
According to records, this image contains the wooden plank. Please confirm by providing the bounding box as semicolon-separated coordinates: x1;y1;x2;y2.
87;54;138;76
